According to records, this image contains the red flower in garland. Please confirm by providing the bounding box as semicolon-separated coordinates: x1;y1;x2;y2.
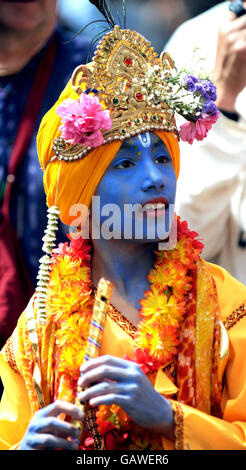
52;237;91;264
100;422;129;450
70;237;91;263
177;218;204;253
125;348;161;375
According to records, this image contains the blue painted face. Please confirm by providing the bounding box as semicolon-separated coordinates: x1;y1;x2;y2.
92;132;177;242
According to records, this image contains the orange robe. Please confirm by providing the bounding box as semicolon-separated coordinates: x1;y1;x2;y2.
0;262;246;450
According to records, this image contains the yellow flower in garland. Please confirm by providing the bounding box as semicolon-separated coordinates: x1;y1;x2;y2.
97;404;129;430
174;238;197;266
47;280;91;321
149;258;185;283
140;287;185;326
155;217;204;268
49;254;90;288
148;260;191;300
56;312;91;379
135;320;179;364
135;322;163;353
44;238;94;389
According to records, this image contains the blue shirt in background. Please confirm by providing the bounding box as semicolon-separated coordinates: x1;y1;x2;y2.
0;27;89;286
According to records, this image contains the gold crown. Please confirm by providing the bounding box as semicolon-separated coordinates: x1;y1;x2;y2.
51;25;178;164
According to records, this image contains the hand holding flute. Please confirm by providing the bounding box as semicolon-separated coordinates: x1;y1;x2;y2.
71;278;113;438
18;278;113;450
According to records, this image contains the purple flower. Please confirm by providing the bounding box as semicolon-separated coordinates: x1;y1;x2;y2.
202;100;218;116
184;76;217;102
183;75;199;92
196;80;217;101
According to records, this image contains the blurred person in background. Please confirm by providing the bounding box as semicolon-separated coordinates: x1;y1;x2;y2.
164;0;246;285
183;0;224;17
57;0;190;52
0;0;89;352
57;1;233;54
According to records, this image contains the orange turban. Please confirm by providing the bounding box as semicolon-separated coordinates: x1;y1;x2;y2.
37;79;180;226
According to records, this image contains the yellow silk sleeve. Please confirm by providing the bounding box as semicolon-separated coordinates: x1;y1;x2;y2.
0;352;32;450
169;332;246;451
171;394;246;450
162;263;246;450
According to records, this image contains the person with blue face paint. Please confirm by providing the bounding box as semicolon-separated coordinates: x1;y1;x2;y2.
92;132;177;319
3;128;180;450
1;20;246;452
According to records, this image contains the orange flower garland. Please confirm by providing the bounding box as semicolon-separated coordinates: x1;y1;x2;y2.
44;217;204;449
46;238;93;400
134;219;203;370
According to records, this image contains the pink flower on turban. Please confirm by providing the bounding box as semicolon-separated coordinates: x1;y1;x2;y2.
56;93;112;147
179;111;220;145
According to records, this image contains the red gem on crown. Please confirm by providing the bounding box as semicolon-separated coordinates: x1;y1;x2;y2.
136;92;143;101
124;57;133;67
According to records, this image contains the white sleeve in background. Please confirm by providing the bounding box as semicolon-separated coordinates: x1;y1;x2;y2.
165;2;246;284
175;111;246;284
164;3;225;74
176;114;246;258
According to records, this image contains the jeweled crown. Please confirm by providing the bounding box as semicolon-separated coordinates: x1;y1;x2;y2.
51;25;178;164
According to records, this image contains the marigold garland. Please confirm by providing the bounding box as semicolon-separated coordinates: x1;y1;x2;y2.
46;238;93;396
44;217;203;449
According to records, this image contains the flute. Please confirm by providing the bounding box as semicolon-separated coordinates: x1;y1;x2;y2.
71;278;113;437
